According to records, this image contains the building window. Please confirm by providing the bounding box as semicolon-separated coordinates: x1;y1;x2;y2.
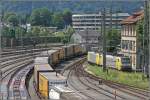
133;41;136;51
130;25;132;36
127;25;130;36
123;26;125;36
132;55;136;66
127;25;129;36
129;41;132;50
124;26;126;36
133;25;135;36
128;25;130;36
132;25;134;36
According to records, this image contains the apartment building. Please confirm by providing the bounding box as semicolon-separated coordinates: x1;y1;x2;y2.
72;12;130;30
121;10;144;70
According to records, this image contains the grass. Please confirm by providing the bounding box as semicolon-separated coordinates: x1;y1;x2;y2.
86;64;149;90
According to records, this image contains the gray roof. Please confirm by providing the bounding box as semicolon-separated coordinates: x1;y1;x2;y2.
74;30;101;37
40;72;66;80
34;64;53;71
34;57;49;64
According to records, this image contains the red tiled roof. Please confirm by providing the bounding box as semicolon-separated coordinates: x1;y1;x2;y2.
121;10;144;24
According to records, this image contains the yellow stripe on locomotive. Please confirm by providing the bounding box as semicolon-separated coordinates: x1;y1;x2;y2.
96;53;100;65
115;57;122;70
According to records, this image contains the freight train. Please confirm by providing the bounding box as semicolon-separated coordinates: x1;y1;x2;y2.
33;44;86;99
87;52;132;71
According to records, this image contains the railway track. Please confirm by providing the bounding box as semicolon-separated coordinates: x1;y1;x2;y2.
1;48;50;57
1;60;33;100
0;48;53;100
62;57;122;100
1;43;63;55
61;57;150;100
8;64;33;100
75;66;127;100
67;69;96;100
82;64;150;100
69;61;125;100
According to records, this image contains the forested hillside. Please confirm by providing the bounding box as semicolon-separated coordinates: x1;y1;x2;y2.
2;0;144;14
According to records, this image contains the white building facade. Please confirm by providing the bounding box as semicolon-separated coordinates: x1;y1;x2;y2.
121;10;144;70
72;13;130;30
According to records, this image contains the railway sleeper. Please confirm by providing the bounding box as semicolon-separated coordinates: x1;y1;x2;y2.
14;97;21;100
13;86;19;88
17;76;23;78
13;88;19;91
20;72;26;75
14;82;21;85
16;77;21;79
15;79;21;81
14;92;20;96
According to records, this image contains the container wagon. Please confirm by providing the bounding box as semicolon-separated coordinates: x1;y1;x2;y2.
81;45;87;55
71;44;82;56
53;47;65;61
34;64;53;91
62;45;73;59
38;72;67;99
40;50;60;66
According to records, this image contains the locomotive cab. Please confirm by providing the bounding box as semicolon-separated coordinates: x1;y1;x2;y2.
120;57;132;71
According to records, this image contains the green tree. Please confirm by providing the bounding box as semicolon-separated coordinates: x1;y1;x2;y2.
9;28;16;38
15;27;26;38
40;8;52;26
64;26;75;42
6;13;19;26
31;26;40;37
106;29;121;52
136;20;144;44
30;8;52;26
2;26;9;37
18;13;28;24
30;9;40;26
52;12;65;29
4;12;15;21
63;9;72;26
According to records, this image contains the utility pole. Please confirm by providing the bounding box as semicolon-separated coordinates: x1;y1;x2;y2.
110;5;112;30
147;0;150;99
115;10;118;29
0;1;2;99
143;0;148;75
144;0;150;98
86;27;88;51
142;0;150;98
102;8;106;72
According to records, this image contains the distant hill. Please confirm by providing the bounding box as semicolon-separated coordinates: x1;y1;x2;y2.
1;0;144;14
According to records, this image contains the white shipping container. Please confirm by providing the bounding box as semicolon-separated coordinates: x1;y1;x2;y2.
49;89;60;100
39;72;67;99
106;55;116;68
88;52;97;64
34;57;49;64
